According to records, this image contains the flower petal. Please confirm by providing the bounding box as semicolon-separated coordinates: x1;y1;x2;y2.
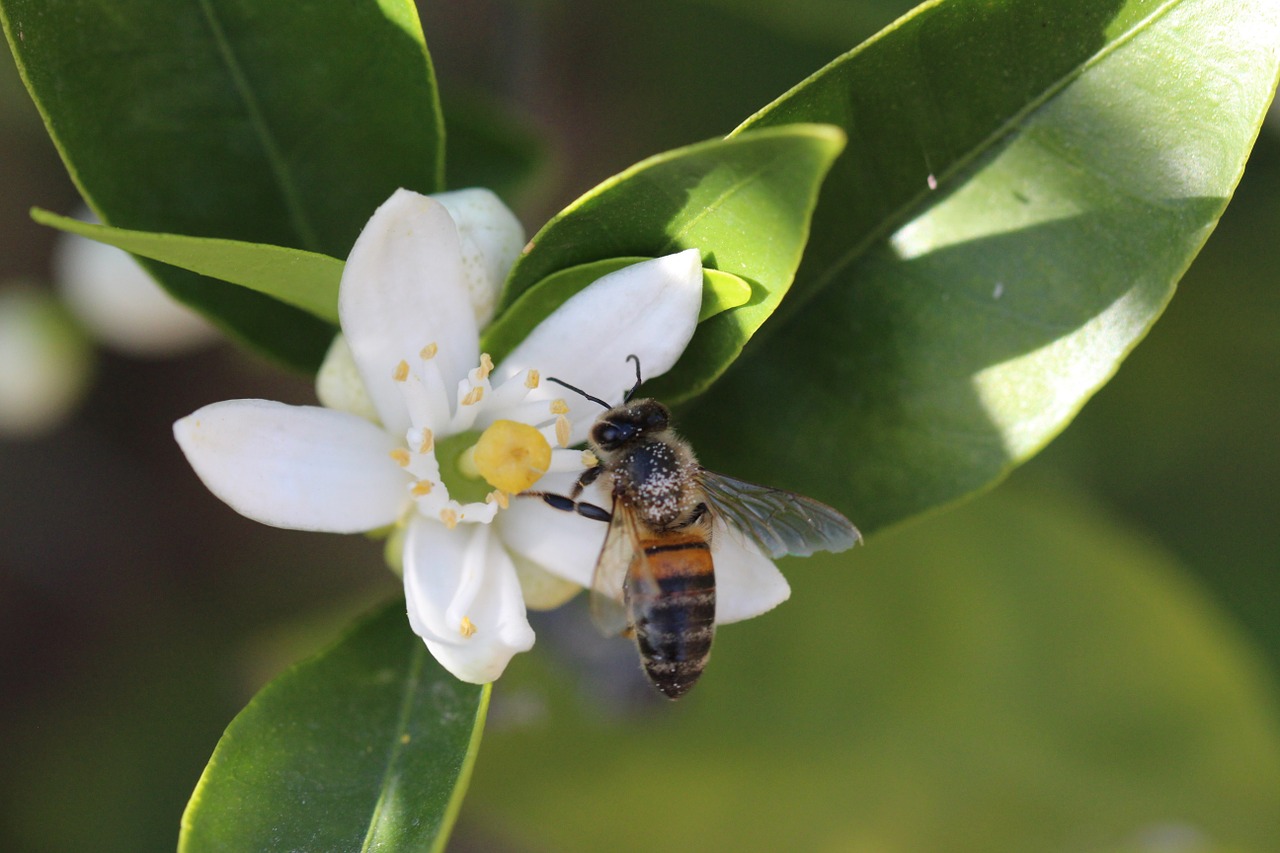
340;189;479;435
173;399;410;533
404;518;535;683
314;334;380;423
509;551;583;610
434;188;525;328
495;472;608;588
496;249;703;444
712;521;791;624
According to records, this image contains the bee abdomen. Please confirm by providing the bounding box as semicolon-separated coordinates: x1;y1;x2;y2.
631;536;716;700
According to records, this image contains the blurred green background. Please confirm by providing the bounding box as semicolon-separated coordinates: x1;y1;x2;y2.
2;1;1278;850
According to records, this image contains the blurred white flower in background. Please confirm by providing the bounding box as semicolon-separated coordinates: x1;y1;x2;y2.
52;207;219;358
0;284;94;437
0;207;228;439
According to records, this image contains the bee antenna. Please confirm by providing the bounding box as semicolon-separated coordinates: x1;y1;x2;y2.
546;376;611;410
624;354;644;402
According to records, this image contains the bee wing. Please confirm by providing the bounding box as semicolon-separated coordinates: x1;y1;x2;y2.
698;470;860;559
589;499;649;636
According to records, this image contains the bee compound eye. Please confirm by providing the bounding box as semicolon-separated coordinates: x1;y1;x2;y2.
594;423;622;447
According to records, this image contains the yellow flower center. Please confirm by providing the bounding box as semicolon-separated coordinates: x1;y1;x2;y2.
465;419;551;494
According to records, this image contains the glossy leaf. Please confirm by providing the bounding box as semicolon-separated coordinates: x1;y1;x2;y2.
1;0;443;371
468;485;1280;851
180;601;488;853
501;124;845;402
481;259;752;365
33;209;343;325
683;0;1280;533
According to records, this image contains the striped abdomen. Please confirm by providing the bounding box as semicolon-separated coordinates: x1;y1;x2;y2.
627;533;716;700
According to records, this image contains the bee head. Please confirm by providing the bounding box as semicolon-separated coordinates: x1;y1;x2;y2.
592;399;670;451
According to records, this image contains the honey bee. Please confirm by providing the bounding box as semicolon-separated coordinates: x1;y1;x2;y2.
530;356;859;699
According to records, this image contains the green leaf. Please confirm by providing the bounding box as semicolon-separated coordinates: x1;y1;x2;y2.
33;209;343;325
468;484;1280;851
481;258;752;365
1;0;443;371
500;124;846;402
683;0;1280;533
179;601;488;853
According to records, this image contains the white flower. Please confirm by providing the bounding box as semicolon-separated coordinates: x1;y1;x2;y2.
174;188;790;684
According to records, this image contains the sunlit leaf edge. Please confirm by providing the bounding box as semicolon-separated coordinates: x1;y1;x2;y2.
32;208;343;324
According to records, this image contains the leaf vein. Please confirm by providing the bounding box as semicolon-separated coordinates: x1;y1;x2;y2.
662;163;773;251
195;0;321;251
754;0;1185;332
359;641;428;852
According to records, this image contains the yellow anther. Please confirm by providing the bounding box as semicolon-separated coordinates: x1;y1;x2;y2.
392;360;410;382
420;342;438;360
477;353;494;380
555;415;571;448
581;450;600;468
550;398;570;415
411;480;434;496
461;385;484;406
524;369;540;389
459;616;477;637
389;448;411;467
418;429;434;453
439;508;458;529
471;419;552;494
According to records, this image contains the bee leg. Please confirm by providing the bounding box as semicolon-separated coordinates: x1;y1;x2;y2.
519;458;611;521
569;463;603;498
531;492;612;523
674;502;710;530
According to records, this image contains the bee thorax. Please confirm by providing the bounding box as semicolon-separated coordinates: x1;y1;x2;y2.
613;439;700;529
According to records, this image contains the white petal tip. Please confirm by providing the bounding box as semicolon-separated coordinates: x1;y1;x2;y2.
648;249;704;295
666;247;704;272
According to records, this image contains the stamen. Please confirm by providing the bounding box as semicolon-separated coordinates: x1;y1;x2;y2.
411;480;434;496
582;450;600;468
418;429;434;453
389;448;411;467
477;353;494;380
550;398;570;415
392;360;410;382
439;508;459;529
461;386;484;406
420;342;438;360
525;369;540;389
490;490;510;509
555;414;571;448
459;616;477;637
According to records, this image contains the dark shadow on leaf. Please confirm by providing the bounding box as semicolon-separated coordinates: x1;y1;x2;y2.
682;195;1227;535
